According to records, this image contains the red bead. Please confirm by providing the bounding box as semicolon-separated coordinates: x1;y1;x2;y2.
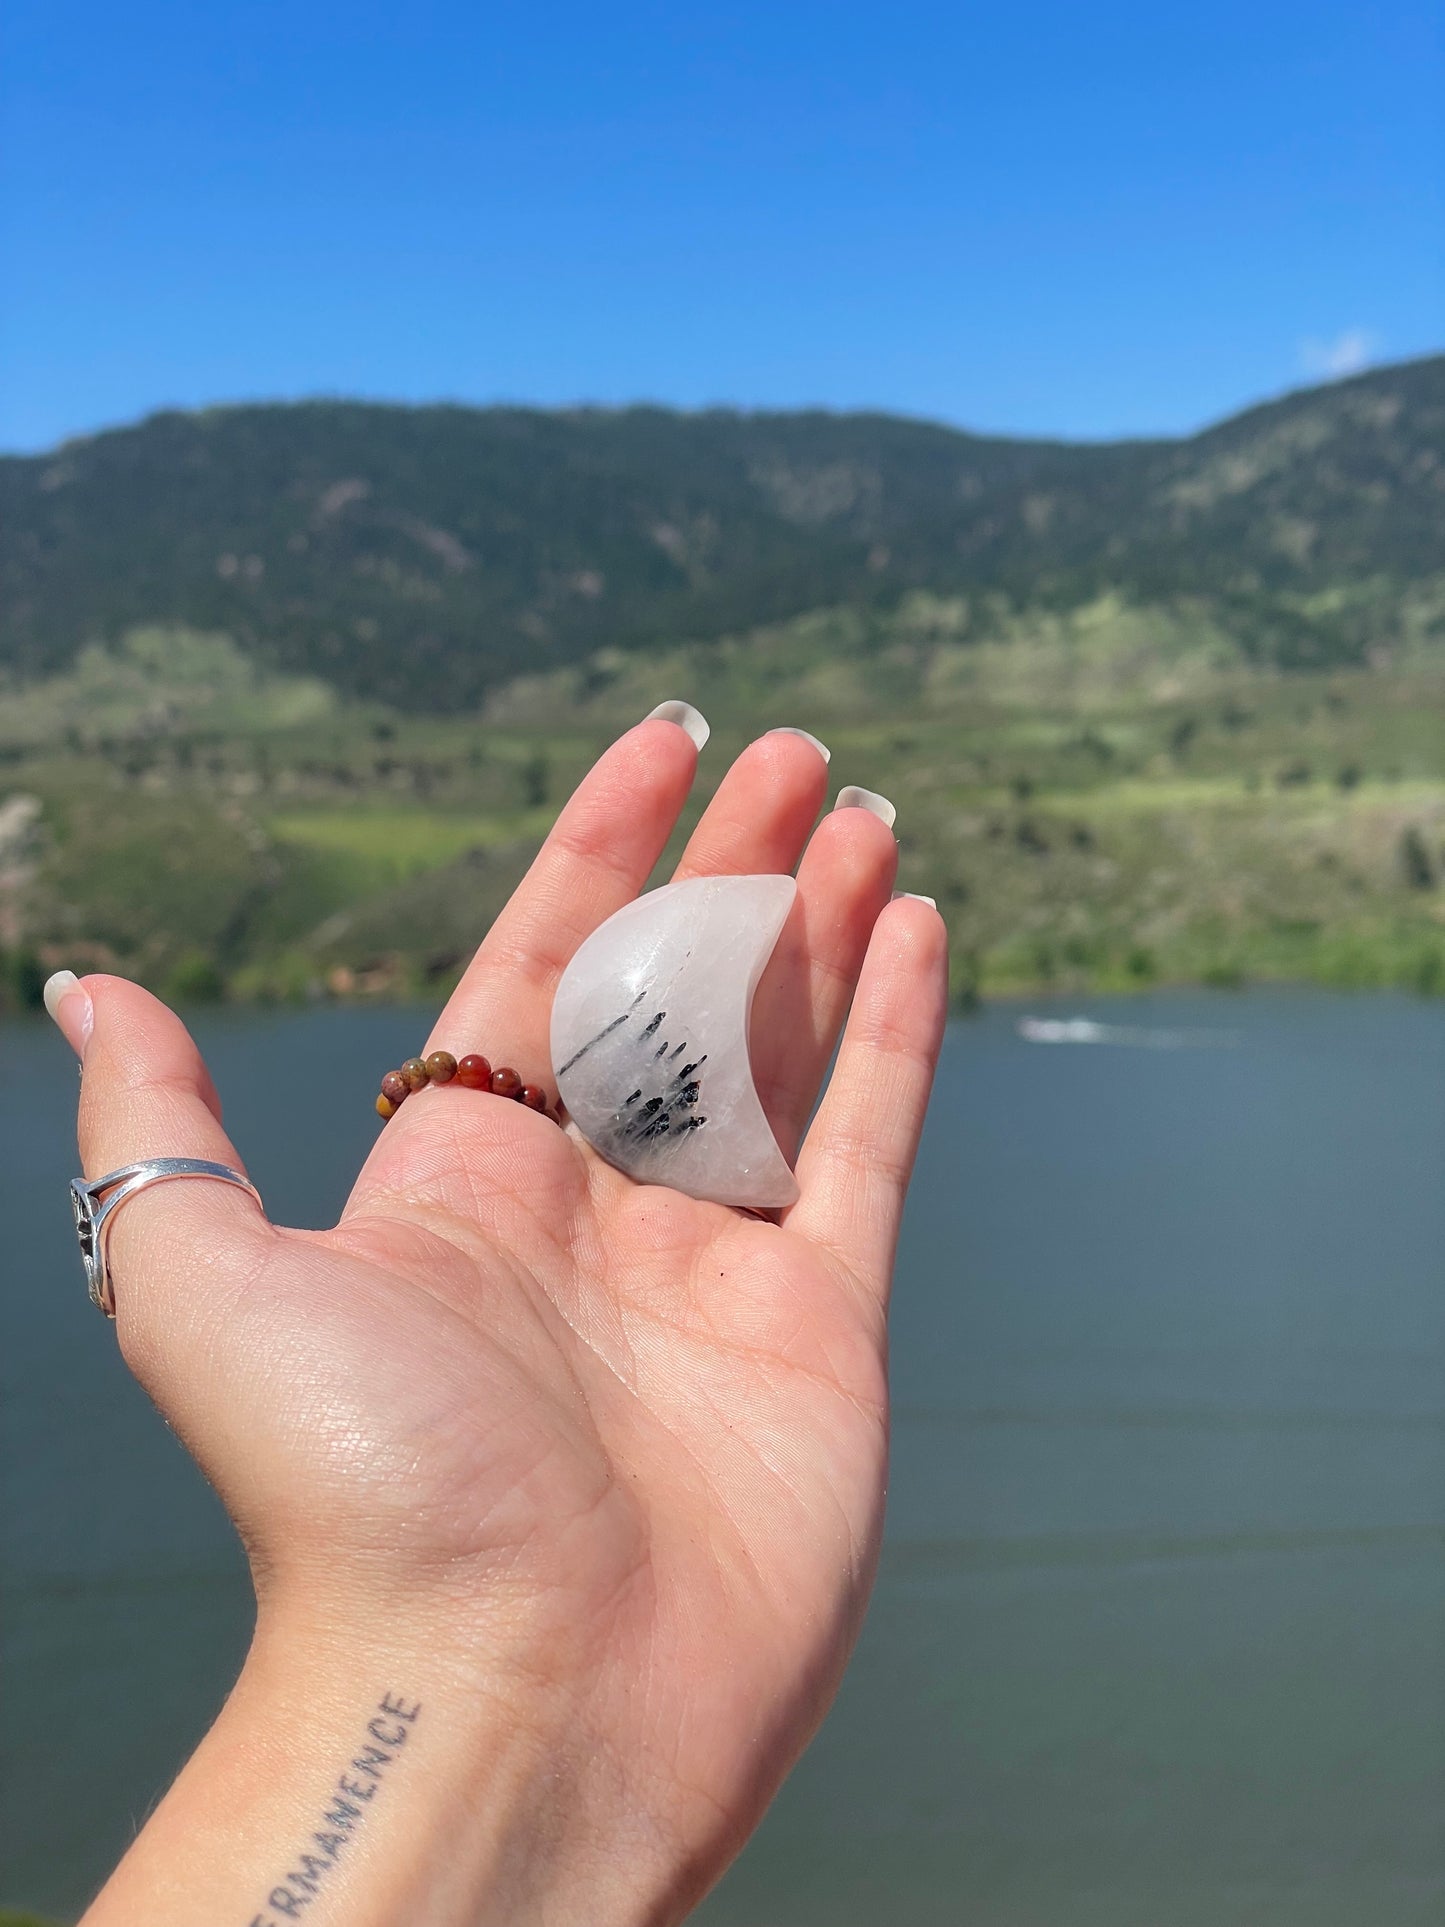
425;1050;458;1084
490;1066;522;1100
380;1070;409;1105
456;1053;491;1089
520;1084;548;1111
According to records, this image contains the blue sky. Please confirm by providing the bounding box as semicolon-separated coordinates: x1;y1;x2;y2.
2;0;1440;452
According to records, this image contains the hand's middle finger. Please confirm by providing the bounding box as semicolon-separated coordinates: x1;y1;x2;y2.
670;727;831;883
675;735;900;1159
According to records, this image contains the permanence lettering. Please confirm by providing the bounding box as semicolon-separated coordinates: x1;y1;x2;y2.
247;1692;422;1923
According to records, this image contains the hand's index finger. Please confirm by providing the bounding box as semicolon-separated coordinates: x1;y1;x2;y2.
454;715;701;999
785;898;947;1303
420;714;701;1075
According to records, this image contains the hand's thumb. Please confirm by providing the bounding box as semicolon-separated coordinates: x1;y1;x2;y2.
48;971;271;1364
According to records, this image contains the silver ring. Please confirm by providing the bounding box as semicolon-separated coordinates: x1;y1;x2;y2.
70;1158;263;1318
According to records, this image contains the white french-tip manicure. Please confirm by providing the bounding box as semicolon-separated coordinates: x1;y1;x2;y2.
769;727;831;763
43;969;80;1022
893;891;937;908
834;785;897;829
645;700;710;752
43;969;94;1056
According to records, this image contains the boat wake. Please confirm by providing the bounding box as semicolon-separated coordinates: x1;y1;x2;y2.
1017;1015;1241;1050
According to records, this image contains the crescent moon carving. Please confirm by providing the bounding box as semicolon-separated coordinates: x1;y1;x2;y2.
550;873;800;1209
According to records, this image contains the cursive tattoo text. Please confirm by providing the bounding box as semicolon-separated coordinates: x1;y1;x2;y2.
248;1691;422;1922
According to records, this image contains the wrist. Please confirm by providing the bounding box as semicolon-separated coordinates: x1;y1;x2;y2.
245;1594;659;1926
83;1589;691;1927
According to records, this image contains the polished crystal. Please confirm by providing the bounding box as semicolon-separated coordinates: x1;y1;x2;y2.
550;874;799;1209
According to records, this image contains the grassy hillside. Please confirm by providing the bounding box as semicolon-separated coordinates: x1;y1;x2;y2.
3;359;1443;708
2;366;1442;1011
3;601;1445;1013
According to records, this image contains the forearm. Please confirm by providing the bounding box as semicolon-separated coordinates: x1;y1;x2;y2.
80;1603;680;1927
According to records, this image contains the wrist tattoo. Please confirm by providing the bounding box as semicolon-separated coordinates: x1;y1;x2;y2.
248;1691;422;1923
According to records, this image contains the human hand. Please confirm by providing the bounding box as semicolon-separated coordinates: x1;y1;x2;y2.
53;712;946;1926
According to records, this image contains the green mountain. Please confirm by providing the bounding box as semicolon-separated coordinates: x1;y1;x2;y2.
4;357;1442;708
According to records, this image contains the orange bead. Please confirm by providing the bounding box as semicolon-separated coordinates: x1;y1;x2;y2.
520;1084;548;1112
425;1050;458;1084
490;1066;522;1100
376;1092;399;1120
456;1053;491;1089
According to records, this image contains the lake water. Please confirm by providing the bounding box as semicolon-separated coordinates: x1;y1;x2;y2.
3;992;1444;1924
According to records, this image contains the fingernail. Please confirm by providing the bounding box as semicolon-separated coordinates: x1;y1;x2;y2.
43;970;93;1057
769;727;831;763
834;785;897;829
893;891;937;908
644;700;710;752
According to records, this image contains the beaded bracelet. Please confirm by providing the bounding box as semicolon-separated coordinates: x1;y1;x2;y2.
376;1051;559;1124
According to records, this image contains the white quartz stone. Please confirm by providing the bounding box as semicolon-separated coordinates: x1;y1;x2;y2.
550;874;800;1209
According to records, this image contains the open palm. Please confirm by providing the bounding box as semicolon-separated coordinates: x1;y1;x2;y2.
69;715;946;1920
